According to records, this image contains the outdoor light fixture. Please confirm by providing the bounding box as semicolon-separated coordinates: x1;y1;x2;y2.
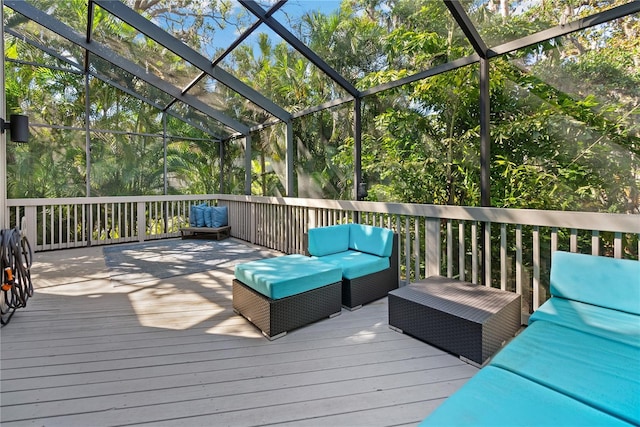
1;114;29;143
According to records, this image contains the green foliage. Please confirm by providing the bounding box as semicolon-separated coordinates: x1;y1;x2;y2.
3;0;638;215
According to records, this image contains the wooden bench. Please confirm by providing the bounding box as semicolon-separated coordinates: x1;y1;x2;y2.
179;225;231;240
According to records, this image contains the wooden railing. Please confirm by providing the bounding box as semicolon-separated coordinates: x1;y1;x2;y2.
7;195;639;315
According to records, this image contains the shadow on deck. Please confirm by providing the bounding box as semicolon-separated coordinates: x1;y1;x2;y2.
0;238;477;427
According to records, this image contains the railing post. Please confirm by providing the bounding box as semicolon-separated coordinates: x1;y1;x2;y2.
24;206;37;249
426;217;440;278
250;202;256;244
137;201;146;242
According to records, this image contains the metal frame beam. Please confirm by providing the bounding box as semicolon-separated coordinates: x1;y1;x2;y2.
241;0;360;98
488;1;640;58
93;0;290;123
444;1;488;59
5;27;83;72
6;14;224;139
166;1;286;111
5;0;249;135
479;58;490;207
360;54;480;97
89;72;222;139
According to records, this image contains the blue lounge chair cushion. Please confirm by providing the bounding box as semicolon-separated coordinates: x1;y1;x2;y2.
312;250;390;280
530;297;640;347
212;206;228;227
420;366;631;427
550;251;640;315
307;224;350;257
348;223;394;257
234;254;342;299
490;320;640;425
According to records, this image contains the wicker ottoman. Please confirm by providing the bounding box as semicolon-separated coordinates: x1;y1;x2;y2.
388;276;521;366
233;255;343;340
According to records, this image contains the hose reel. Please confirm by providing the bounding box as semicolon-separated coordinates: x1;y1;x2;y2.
0;227;33;326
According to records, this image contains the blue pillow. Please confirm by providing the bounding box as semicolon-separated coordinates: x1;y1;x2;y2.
194;204;207;227
212;206;228;227
204;207;214;227
189;205;197;226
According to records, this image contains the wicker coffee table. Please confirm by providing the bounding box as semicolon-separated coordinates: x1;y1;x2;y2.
388;276;521;366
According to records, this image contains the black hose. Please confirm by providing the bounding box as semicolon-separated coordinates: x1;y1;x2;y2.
0;228;33;326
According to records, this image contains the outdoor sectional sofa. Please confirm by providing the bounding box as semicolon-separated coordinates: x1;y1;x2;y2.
307;223;399;310
232;223;399;339
421;251;640;426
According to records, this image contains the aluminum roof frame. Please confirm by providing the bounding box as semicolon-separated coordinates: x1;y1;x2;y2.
94;0;291;123
2;0;639;203
241;0;360;98
172;1;287;112
4;27;222;140
5;0;638;140
5;0;249;136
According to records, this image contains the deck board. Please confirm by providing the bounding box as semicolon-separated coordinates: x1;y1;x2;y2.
1;238;477;426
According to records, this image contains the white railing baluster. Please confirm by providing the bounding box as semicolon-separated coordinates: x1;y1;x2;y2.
414;218;420;281
58;205;62;249
459;221;465;282
592;230;599;256
423;218;428;280
404;216;411;282
551;227;558;253
49;205;54;251
66;205;70;247
447;219;453;278
614;232;622;258
533;226;540;310
570;228;578;252
515;225;522;296
484;222;491;287
500;223;507;291
471;221;478;284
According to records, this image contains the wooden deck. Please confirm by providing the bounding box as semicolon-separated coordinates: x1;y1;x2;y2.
0;238;477;427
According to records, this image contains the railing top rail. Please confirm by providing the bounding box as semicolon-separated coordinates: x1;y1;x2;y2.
7;194;640;233
216;195;640;233
6;195;221;205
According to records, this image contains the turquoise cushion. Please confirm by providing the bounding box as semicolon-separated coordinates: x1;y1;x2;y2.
420;366;631;427
490;320;640;425
551;251;640;314
194;204;207;227
212;206;228;227
348;224;394;257
530;297;640;347
313;250;389;280
189;205;197;226
307;224;350;257
234;254;342;299
203;206;213;227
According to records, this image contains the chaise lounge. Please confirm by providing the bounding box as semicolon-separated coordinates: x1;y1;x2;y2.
420;251;640;426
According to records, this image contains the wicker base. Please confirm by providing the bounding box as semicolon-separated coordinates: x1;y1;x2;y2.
388;276;521;365
233;279;342;340
342;233;399;310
